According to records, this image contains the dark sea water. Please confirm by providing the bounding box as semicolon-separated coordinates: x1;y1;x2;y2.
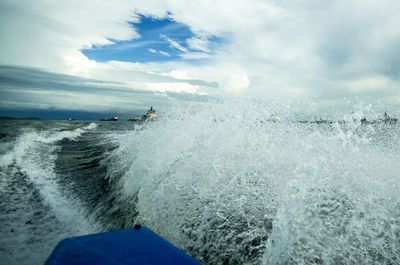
1;101;400;265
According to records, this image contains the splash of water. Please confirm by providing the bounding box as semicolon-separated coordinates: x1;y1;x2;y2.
109;98;400;264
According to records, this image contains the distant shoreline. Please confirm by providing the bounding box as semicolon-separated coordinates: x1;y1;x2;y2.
0;116;42;121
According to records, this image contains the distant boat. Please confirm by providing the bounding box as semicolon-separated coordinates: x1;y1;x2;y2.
100;115;118;121
128;117;142;122
364;112;398;124
310;116;329;124
298;112;398;125
128;107;158;122
381;112;397;124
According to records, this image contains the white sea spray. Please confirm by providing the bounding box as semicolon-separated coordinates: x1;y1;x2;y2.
109;98;400;264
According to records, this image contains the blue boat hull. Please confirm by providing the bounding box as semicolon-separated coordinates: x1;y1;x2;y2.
45;226;202;265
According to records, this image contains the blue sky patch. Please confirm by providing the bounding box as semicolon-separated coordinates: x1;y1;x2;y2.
82;15;220;63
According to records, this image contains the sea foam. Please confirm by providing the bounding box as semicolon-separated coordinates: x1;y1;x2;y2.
109;98;400;264
0;123;99;232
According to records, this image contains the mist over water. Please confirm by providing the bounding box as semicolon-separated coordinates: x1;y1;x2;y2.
1;98;400;264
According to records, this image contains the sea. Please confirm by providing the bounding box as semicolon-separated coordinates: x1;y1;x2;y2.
1;100;400;265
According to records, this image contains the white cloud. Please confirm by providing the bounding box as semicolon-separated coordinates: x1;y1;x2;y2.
162;70;191;80
1;0;400;109
0;0;139;75
62;50;98;77
179;52;210;60
158;50;171;57
160;34;188;53
148;48;170;57
187;36;210;52
0;65;179;112
141;82;199;94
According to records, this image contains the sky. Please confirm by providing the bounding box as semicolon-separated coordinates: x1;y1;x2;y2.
0;0;399;118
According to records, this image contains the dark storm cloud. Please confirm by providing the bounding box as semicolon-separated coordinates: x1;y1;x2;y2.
0;65;212;112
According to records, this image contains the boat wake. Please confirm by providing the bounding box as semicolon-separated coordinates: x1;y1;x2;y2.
0;122;100;265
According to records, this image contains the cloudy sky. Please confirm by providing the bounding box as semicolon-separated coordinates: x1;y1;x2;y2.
0;0;399;117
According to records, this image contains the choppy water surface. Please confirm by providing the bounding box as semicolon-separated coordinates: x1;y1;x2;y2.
1;100;399;265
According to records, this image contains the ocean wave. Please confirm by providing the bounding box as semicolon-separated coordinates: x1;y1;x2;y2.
0;123;97;167
108;99;400;264
0;123;99;233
